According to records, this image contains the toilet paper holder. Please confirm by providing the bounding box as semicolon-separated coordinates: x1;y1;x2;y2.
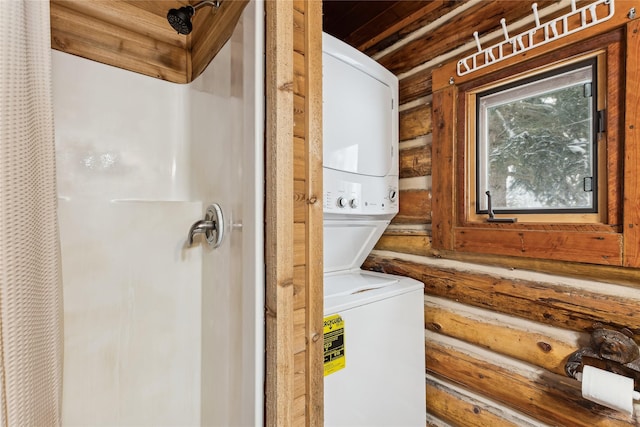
565;323;640;392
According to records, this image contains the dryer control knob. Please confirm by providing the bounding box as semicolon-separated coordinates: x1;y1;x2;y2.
337;197;347;208
350;198;358;208
389;190;398;202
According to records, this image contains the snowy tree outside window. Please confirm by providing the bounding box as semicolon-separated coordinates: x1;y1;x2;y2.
476;59;598;214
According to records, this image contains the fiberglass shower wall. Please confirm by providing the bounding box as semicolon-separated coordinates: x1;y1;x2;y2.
52;2;264;425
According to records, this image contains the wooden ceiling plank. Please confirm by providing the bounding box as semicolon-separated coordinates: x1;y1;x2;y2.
51;0;187;50
51;1;188;83
126;0;191;19
343;1;429;50
323;1;396;41
352;1;444;52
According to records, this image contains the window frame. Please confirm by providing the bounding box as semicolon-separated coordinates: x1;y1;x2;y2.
467;53;605;223
430;25;634;266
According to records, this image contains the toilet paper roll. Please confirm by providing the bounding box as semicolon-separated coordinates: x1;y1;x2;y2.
581;365;639;415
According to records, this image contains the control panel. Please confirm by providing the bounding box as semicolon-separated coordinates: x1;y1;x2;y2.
323;168;398;218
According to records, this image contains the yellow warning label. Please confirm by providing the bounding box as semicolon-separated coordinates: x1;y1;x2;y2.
323;314;345;376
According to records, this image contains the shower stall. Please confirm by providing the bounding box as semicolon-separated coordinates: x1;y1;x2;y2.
52;1;264;425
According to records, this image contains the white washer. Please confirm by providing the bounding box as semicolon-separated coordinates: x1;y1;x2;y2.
324;271;425;427
322;33;425;426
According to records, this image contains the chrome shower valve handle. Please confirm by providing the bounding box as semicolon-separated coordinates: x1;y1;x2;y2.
187;203;224;248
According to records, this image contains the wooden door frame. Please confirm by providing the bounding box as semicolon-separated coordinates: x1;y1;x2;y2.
265;1;323;425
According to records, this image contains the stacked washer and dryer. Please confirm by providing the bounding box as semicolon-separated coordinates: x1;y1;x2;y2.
322;33;426;426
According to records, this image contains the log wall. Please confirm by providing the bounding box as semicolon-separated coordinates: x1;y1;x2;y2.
359;1;640;425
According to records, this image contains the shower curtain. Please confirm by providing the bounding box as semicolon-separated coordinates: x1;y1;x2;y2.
0;1;63;425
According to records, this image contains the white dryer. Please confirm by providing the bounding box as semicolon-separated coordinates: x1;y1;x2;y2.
322;33;426;427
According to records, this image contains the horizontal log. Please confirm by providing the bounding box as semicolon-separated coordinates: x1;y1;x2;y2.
425;297;581;376
399;103;431;141
427;333;634;426
400;68;433;104
426;416;451;427
426;376;539;427
363;0;470;58
377;0;559;75
364;252;640;333
430;248;640;289
372;233;432;256
431;2;631;91
400;144;431;178
393;189;432;224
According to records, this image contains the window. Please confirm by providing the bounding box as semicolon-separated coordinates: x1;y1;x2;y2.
429;24;640;266
476;59;599;216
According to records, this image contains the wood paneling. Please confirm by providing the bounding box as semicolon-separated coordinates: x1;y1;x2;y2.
190;0;248;82
303;2;325;423
293;94;306;139
55;0;187;49
265;1;295;424
51;1;188;83
267;2;323;424
50;0;247;84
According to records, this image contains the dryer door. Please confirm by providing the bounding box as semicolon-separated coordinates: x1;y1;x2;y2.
323;51;394;177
